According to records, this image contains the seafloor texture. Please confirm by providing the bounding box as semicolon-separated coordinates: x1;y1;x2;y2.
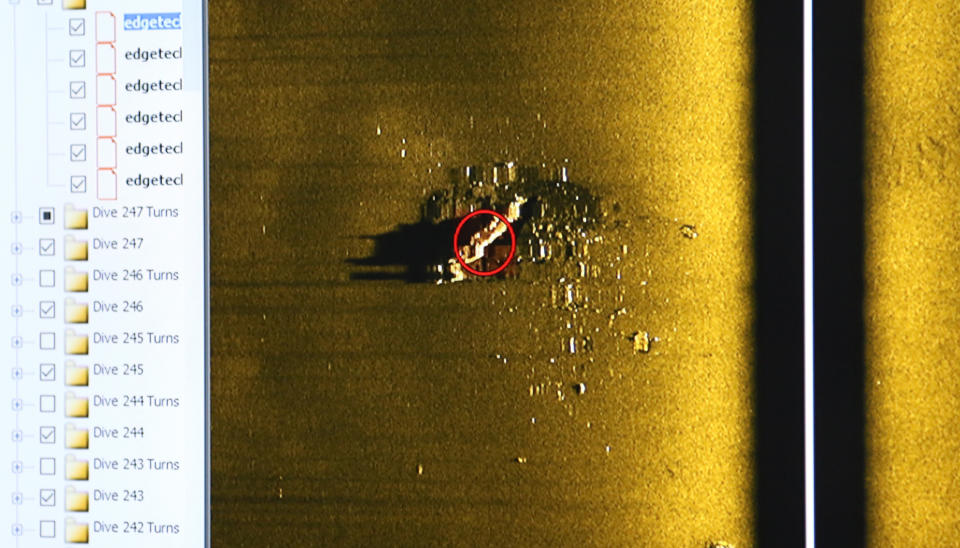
865;1;960;545
209;1;754;546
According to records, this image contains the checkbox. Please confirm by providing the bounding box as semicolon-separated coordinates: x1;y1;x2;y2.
39;395;55;413
38;239;55;256
39;207;54;224
69;18;84;35
39;488;55;506
39;332;55;350
39;270;55;288
69;144;85;162
39;301;55;319
39;363;55;381
70;175;86;193
39;520;55;538
69;49;85;67
39;426;55;444
39;458;55;475
69;81;85;99
70;112;85;130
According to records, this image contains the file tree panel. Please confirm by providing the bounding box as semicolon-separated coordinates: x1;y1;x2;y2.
1;1;209;546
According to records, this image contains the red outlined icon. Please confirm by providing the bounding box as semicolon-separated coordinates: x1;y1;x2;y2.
96;106;117;137
453;209;517;277
95;75;116;107
97;169;117;201
95;43;117;75
95;12;116;43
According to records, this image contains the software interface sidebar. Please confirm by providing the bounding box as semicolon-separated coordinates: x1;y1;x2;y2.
2;1;208;546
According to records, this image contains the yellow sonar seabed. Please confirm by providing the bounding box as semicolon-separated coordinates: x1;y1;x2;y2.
866;1;960;545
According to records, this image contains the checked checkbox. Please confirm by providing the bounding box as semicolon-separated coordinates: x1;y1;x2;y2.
39;426;55;445
70;113;85;131
38;239;55;256
70;144;86;162
69;81;85;99
69;18;85;36
69;50;85;68
38;301;55;319
39;489;55;506
70;175;87;193
39;363;55;381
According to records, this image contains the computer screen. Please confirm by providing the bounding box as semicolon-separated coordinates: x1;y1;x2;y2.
1;1;209;546
21;1;958;547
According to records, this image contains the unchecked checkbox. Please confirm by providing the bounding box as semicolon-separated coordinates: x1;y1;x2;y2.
38;270;55;288
70;113;85;130
39;520;55;538
69;81;85;99
38;458;55;476
69;50;85;68
38;239;55;256
69;18;85;36
39;489;55;506
39;332;55;350
70;176;86;193
69;144;85;162
39;395;55;413
39;363;55;381
39;426;55;444
39;301;55;319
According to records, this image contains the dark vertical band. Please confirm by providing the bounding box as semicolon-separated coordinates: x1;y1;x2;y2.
752;2;806;546
813;1;867;546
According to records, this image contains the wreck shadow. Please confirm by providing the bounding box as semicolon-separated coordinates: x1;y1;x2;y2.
346;219;459;283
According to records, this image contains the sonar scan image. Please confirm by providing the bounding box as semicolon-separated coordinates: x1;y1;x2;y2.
209;1;761;546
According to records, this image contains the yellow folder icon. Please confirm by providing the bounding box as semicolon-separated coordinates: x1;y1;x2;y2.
65;486;89;512
65;392;89;418
65;424;88;449
64;236;88;261
65;268;88;292
65;362;89;387
64;205;88;230
65;330;88;355
65;299;89;324
65;518;89;543
65;455;89;480
62;0;86;10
